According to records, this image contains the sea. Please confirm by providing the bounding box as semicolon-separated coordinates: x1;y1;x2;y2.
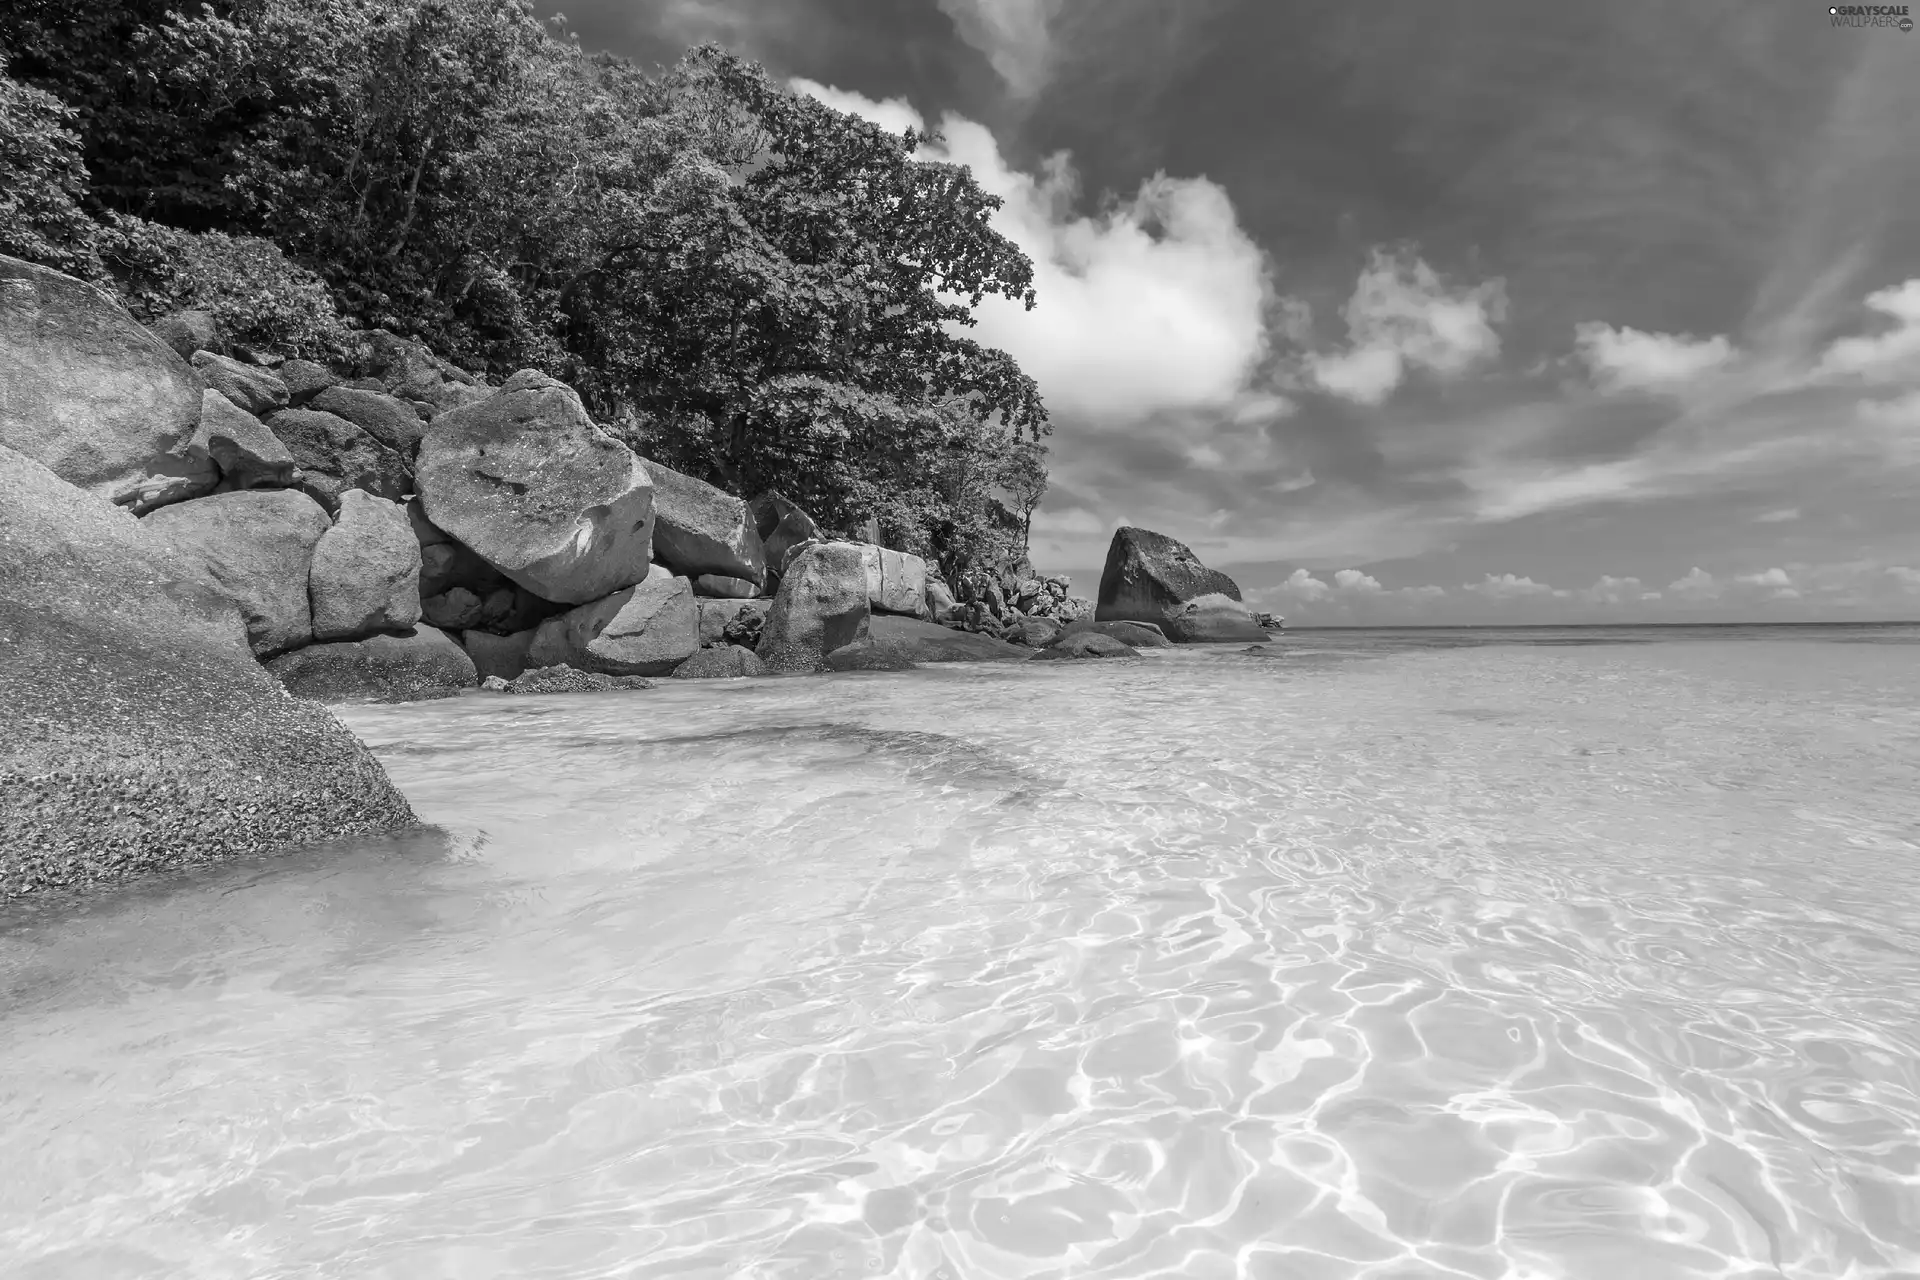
3;622;1919;1280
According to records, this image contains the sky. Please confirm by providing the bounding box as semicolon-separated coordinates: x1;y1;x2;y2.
555;0;1919;623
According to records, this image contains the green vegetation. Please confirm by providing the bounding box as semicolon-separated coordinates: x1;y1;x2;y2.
0;0;1049;580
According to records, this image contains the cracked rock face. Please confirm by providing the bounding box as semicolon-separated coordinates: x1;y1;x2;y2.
414;370;654;605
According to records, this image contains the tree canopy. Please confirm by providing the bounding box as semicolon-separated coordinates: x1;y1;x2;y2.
0;0;1050;574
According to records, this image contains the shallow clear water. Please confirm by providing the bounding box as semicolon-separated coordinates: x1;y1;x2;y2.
5;628;1920;1279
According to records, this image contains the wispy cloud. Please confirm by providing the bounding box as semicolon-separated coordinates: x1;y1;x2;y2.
935;0;1063;98
1301;250;1508;406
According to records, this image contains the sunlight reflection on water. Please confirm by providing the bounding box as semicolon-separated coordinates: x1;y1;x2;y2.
4;637;1920;1279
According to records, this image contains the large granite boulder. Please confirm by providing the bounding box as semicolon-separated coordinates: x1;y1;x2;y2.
192;389;298;490
266;627;475;703
696;597;771;649
524;564;698;677
309;385;427;457
863;615;1030;664
0;254;215;513
1032;631;1139;661
1095;526;1264;642
362;329;493;414
192;350;289;417
754;541;871;674
749;490;821;589
641;456;766;586
1059;617;1172;649
861;545;930;618
0;443;414;899
463;628;538;682
267;407;412;510
278;358;338;405
309;490;422;641
415;370;654;605
141;488;332;657
1006;616;1064;648
671;644;766;679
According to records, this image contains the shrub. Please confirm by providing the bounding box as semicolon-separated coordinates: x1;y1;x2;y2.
95;213;353;359
0;53;101;278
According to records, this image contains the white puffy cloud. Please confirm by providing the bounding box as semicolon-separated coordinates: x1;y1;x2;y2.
1667;567;1720;599
1734;567;1793;588
1462;573;1568;599
1303;250;1507;405
1814;279;1920;382
935;0;1063;98
1256;568;1444;616
790;81;1278;430
1331;568;1383;593
1579;574;1645;605
1572;323;1735;393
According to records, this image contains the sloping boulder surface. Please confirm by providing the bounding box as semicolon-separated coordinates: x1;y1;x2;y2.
415;370;654;605
193;389;297;490
754;541;871;673
861;545;929;617
748;491;821;588
267;627;475;703
865;615;1029;664
0;443;414;898
1032;631;1138;661
642;456;766;586
268;407;411;508
309;490;422;641
192;350;289;417
0;255;209;509
1095;526;1262;642
524;564;698;676
1059;617;1172;649
141;488;332;658
463;628;538;682
310;385;427;456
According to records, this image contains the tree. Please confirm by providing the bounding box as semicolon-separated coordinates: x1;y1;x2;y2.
0;48;101;277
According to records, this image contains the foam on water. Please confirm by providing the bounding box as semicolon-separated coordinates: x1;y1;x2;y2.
4;634;1920;1279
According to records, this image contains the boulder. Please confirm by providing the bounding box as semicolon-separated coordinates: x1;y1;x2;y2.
1160;592;1267;644
926;578;959;624
191;388;298;490
1006;616;1063;648
697;597;771;649
1095;526;1265;643
363;329;493;414
0;443;414;899
309;490;422;641
1032;631;1139;661
141;488;332;658
693;573;760;599
416;533;562;636
641;456;766;586
463;627;538;682
192;350;290;417
267;407;412;509
749;490;821;587
860;545;929;617
524;564;698;677
1059;617;1172;649
415;370;654;605
405;497;451;549
824;640;918;672
309;385;427;456
864;615;1030;664
505;664;654;695
671;645;767;680
278;358;338;405
754;541;872;674
0;254;214;511
266;627;476;703
151;309;220;360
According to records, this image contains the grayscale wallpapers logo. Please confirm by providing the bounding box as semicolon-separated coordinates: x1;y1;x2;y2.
1829;3;1914;28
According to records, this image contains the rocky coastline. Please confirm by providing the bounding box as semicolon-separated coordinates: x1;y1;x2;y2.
1;254;1280;899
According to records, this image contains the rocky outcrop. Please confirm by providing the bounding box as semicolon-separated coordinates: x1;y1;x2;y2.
1095;526;1263;642
754;541;872;673
193;350;290;417
495;664;653;695
193;389;298;490
861;545;929;618
309;490;422;641
267;407;412;511
0;443;414;899
415;370;654;605
1033;631;1139;661
1059;617;1172;649
749;491;821;589
672;644;766;679
524;564;698;676
1005;616;1063;648
864;615;1030;664
643;456;766;586
1;254;214;513
266;627;476;703
141;488;333;657
310;385;428;457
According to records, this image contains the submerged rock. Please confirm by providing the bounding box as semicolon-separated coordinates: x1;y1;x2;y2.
671;644;766;679
865;615;1030;664
504;664;654;695
1031;631;1139;661
1057;617;1172;649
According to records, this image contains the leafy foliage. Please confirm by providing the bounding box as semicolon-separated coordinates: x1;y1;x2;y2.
0;47;102;278
0;2;1053;580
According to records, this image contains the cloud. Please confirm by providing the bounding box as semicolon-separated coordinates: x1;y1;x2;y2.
1572;323;1735;393
1888;567;1920;592
1753;507;1800;523
1579;574;1645;605
1734;567;1792;588
1667;567;1720;599
1813;279;1920;382
1463;573;1569;600
1255;567;1445;617
1331;568;1383;593
936;0;1062;98
1302;250;1507;406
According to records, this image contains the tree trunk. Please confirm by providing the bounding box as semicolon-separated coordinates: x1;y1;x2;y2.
384;133;434;260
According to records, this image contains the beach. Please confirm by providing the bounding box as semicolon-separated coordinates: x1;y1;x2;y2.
4;625;1918;1278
